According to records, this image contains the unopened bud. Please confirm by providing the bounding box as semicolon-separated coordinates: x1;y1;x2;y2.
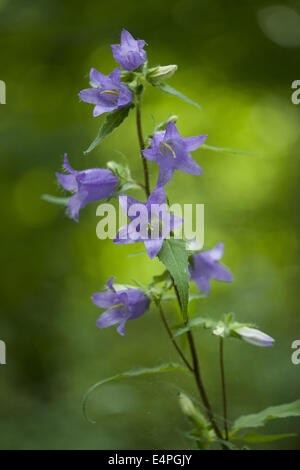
179;393;207;428
235;326;274;347
147;65;178;82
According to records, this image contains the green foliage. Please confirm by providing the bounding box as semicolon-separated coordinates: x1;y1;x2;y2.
158;239;189;318
173;316;217;338
179;393;215;450
84;105;133;154
232;432;296;444
107;159;142;195
233;399;300;432
83;363;188;423
152;81;201;109
201;143;260;158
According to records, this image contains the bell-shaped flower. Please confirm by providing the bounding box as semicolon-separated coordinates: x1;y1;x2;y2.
111;29;147;71
114;186;183;259
79;67;133;117
142;122;207;186
92;277;150;336
56;154;118;222
189;242;233;294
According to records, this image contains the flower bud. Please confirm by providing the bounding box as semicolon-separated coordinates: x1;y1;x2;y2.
179;393;207;428
147;65;178;82
235;326;274;347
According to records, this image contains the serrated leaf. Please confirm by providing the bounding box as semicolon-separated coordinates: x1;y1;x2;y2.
153;82;201;109
233;399;300;431
41;194;69;205
83;362;187;423
173;316;217;338
158;239;189;317
233;432;296;444
201;143;260;158
84;105;133;154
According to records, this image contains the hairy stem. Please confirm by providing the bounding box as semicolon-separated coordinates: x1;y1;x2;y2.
136;94;150;198
159;304;194;372
219;337;229;441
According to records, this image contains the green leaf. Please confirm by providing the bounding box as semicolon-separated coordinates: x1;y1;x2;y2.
83;362;187;423
173;316;217;338
201;143;260;158
162;293;205;302
233;432;296;444
41;194;69;205
158;239;189;318
84;105;133;154
127;250;147;258
153;82;201;109
233;399;300;431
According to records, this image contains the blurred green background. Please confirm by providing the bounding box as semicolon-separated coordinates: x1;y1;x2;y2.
1;0;300;450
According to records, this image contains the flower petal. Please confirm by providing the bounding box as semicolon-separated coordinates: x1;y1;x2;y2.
164;121;180;140
56;172;77;192
209;242;224;260
144;238;163;259
211;262;233;282
157;167;175;186
176;152;203;176
92;291;118;309
79;88;101;105
185;135;207;151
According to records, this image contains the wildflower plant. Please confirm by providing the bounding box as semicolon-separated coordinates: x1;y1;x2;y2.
45;29;300;449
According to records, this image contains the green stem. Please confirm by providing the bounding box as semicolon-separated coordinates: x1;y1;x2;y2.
136;93;150;198
159;304;194;372
172;281;223;442
220;337;229;441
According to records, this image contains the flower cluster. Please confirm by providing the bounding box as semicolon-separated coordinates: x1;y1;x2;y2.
47;29;286;451
53;29;273;346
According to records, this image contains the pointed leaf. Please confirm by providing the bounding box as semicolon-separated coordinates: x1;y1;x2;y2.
233;399;300;431
158;239;189;317
83;362;187;423
173;316;217;338
233;432;296;444
84;105;133;154
201;143;260;158
153;82;201;109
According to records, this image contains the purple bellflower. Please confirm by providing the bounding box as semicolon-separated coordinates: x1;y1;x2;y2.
56;154;118;222
111;29;147;71
142;122;207;186
79;67;133;117
92;277;150;336
114;186;183;259
189;242;233;295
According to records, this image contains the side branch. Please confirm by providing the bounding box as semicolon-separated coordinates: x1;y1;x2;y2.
159;305;194;372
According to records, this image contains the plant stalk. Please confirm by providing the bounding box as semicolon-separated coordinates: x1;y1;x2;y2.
135;94;150;198
220;337;229;441
159;304;193;372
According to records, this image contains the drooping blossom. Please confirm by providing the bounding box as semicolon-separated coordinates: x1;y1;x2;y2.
114;186;183;259
79;67;133;117
235;326;275;347
111;29;147;71
92;277;150;336
142;121;207;186
189;242;233;295
56;154;118;222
